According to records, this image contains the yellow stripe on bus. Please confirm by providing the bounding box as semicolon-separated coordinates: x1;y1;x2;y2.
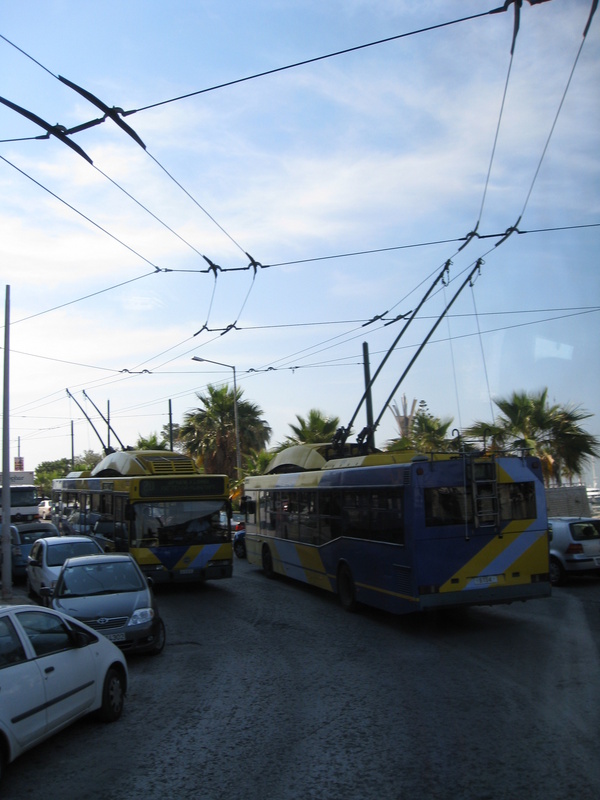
439;523;547;593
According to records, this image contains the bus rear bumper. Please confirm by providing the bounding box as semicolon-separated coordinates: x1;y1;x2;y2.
419;580;552;610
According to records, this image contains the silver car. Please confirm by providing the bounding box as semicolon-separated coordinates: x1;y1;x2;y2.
46;553;166;656
548;516;600;585
26;535;104;601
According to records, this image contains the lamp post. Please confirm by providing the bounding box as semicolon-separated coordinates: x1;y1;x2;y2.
192;356;241;479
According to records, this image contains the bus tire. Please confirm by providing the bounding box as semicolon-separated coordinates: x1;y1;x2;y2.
549;556;566;586
337;563;357;612
262;544;274;578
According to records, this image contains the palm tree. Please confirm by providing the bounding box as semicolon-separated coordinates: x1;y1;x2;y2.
180;384;271;478
135;433;169;451
243;448;275;476
465;388;599;486
279;408;340;447
385;408;459;453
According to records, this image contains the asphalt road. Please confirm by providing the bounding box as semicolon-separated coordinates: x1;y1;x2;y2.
2;561;599;800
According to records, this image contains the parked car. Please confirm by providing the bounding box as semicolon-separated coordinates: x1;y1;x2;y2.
38;500;53;520
45;553;166;656
0;522;58;581
0;604;127;783
26;535;104;601
548;516;600;585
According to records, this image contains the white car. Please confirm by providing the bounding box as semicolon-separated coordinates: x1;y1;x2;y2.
26;536;104;601
38;500;53;520
0;605;127;782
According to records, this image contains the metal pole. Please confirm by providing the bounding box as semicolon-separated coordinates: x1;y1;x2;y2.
2;286;12;601
192;356;241;480
232;366;241;479
362;342;375;450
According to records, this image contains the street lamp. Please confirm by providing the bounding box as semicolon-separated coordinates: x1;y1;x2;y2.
192;356;241;478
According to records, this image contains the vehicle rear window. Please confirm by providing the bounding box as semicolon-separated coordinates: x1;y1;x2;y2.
570;520;600;540
47;541;101;566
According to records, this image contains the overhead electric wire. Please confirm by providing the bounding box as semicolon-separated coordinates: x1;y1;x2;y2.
2;2;598;452
114;7;515;115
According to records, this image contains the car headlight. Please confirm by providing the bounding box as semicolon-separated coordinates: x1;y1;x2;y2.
128;608;155;626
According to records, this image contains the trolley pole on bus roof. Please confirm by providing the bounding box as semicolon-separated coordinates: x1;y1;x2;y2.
192;356;242;481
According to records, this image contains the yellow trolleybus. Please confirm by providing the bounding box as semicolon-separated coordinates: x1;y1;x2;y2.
52;450;232;584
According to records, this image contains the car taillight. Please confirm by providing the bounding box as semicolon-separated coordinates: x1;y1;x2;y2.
12;545;22;557
566;543;584;554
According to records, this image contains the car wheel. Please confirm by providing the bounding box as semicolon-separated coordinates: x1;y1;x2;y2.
98;667;126;722
337;563;357;612
149;618;166;656
262;544;274;578
549;557;566;586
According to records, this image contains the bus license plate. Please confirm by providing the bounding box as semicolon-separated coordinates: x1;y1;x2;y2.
471;575;499;586
180;568;195;574
106;632;126;642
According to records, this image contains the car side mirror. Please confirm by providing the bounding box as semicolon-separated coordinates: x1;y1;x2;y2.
40;586;53;598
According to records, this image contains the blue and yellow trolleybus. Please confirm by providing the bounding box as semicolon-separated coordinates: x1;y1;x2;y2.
243;444;551;614
52;450;232;584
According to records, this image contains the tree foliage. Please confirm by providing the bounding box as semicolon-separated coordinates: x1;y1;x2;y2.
179;384;271;480
34;451;103;496
385;402;460;453
279;408;340;448
135;432;169;450
464;388;599;486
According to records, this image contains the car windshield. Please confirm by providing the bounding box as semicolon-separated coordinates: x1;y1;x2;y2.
571;520;600;540
131;500;229;547
57;561;145;597
46;541;102;567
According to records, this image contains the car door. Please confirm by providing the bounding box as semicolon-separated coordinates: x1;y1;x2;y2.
14;609;98;733
0;614;48;749
27;539;44;595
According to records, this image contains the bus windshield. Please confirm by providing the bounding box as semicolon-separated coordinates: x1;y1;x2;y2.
131;500;229;547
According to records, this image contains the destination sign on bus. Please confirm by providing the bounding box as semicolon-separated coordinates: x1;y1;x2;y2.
138;476;227;499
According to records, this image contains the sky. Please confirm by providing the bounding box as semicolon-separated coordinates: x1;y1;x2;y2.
1;0;599;483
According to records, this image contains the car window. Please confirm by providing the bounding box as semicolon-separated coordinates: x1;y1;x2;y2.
19;530;48;545
571;521;600;540
0;616;27;668
59;561;145;597
16;610;75;657
30;541;42;560
46;540;102;567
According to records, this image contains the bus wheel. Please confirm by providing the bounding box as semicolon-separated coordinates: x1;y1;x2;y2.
337;563;357;612
549;557;566;586
262;545;274;578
